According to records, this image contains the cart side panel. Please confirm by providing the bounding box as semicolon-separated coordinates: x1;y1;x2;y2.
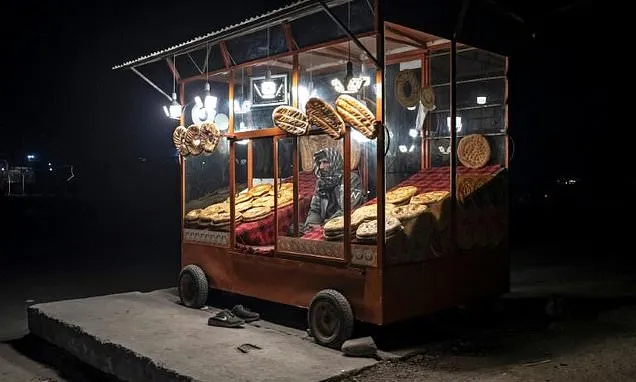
382;240;508;325
182;243;384;324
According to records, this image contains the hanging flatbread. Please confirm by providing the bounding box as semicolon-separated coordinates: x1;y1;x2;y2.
457;134;491;168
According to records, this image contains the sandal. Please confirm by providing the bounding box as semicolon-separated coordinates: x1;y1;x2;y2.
207;310;245;328
231;305;260;323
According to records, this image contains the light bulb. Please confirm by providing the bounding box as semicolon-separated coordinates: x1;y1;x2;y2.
202;82;217;112
398;145;408;153
166;92;182;120
446;116;462;132
476;96;487;105
261;70;276;99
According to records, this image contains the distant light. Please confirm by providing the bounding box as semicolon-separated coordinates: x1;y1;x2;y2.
398;145;408;153
1;167;4;171
202;161;206;165
408;144;416;153
49;168;53;172
476;96;487;105
408;128;418;138
544;193;549;198
27;154;35;160
48;162;51;166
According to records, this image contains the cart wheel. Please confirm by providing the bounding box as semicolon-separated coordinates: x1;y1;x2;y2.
178;265;209;308
308;289;354;349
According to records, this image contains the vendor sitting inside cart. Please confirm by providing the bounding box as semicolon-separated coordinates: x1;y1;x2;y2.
301;147;364;233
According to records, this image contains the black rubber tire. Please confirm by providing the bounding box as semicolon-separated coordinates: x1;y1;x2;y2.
308;289;354;349
178;265;209;308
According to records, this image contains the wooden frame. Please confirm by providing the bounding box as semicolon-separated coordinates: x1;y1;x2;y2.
168;0;510;327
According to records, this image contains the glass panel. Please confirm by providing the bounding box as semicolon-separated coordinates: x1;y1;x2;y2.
233;64;292;131
290;0;374;49
454;43;508;253
384;29;452;265
183;137;231;247
277;137;299;237
226;24;287;64
233;137;276;254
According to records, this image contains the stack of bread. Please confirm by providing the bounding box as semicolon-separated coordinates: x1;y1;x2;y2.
355;215;402;242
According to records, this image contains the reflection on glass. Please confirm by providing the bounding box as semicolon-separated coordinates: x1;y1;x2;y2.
234;67;291;131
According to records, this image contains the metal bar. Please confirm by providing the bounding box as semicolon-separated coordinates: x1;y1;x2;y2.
504;56;509;168
343;126;352;265
273;136;280;254
292;54;300;237
247;141;253;188
431;103;503;114
166;58;181;81
228;71;236;248
179;83;186;266
130;67;172;101
282;21;297;52
375;19;385;269
431;75;506;88
449;39;458;257
420;53;429;170
385;25;427;47
319;1;381;68
187;53;204;74
114;0;349;70
424;132;507;140
179;31;376;84
220;41;233;68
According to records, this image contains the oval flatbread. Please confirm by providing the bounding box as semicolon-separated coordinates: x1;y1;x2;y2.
305;98;345;139
185;209;202;221
420;85;436;111
335;95;377;139
411;191;449;205
356;216;402;239
185;124;203;156
457;134;490;168
273;105;310;135
203;202;228;214
200;122;221;153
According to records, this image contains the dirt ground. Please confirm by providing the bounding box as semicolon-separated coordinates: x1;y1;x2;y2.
336;303;636;382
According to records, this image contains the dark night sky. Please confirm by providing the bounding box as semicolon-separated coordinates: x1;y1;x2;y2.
1;0;616;201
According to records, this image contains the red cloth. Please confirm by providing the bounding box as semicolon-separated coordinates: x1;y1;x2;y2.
235;171;316;246
301;165;502;241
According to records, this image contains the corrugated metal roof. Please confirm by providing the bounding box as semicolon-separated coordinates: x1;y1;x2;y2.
112;0;347;71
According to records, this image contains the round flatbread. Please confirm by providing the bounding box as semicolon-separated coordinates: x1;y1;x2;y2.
172;126;189;156
228;192;253;205
243;206;272;222
199;122;221;153
395;70;419;108
351;204;396;222
392;203;428;222
251;195;275;209
419;85;436;111
386;186;418;205
203;202;229;214
457;134;491;168
248;183;273;198
323;214;365;233
235;200;253;212
185;124;204;156
411;191;449;205
356;215;402;239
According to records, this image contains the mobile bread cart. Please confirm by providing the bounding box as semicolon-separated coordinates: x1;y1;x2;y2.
113;0;510;349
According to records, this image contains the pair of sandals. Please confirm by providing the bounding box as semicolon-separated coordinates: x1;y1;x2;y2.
207;305;260;328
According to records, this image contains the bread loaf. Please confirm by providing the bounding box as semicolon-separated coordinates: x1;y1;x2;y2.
272;105;309;135
305;98;345;139
335;94;377;139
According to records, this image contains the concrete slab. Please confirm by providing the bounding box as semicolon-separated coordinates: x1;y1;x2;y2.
27;289;377;382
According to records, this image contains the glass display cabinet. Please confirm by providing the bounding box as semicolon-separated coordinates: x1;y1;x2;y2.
114;0;510;349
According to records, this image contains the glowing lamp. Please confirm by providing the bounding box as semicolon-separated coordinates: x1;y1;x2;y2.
331;61;369;94
261;70;277;99
163;92;182;119
476;96;487;105
446;116;463;132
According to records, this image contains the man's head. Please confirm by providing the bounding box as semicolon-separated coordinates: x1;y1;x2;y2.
313;148;343;184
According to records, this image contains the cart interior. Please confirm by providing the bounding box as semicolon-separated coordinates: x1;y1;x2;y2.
114;0;510;349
